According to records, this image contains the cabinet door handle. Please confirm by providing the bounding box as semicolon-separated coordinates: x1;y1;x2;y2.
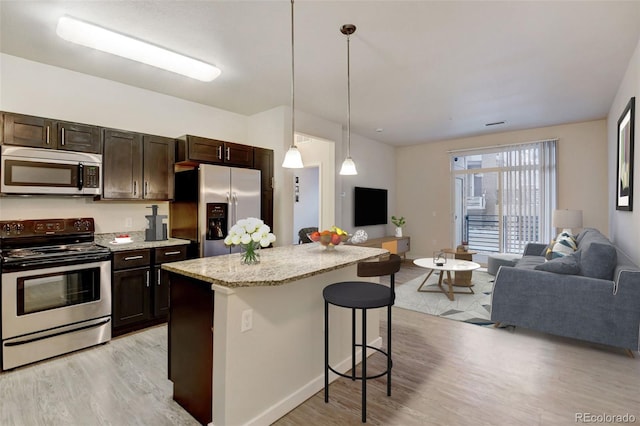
124;255;144;261
133;181;137;196
217;145;222;160
146;270;150;287
271;176;274;189
164;251;181;256
157;269;161;285
61;127;65;146
46;126;50;144
144;181;148;196
226;146;230;161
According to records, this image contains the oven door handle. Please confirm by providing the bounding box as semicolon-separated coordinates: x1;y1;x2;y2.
4;318;111;347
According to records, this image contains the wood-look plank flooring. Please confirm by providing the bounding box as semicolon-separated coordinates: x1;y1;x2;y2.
0;325;199;426
1;261;639;425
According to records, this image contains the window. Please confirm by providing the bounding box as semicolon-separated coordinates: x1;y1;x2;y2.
451;139;557;254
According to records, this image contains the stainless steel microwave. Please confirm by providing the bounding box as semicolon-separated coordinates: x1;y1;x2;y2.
1;145;101;195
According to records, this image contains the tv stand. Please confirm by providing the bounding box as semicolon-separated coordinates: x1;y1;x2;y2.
351;235;410;259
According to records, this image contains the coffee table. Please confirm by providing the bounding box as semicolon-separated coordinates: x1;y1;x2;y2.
412;258;481;301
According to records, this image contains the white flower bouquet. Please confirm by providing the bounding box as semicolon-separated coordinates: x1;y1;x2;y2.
224;217;276;264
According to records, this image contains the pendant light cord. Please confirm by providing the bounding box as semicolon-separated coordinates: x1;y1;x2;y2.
290;0;295;149
346;31;351;158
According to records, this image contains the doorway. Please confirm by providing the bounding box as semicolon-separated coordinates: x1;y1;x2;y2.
292;166;320;244
291;133;335;244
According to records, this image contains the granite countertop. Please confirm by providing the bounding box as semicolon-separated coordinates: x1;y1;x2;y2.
95;231;191;252
162;243;388;289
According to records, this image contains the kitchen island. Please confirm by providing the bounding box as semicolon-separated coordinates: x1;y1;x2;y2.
162;243;388;426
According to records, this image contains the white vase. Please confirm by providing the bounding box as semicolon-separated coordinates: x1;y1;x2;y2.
395;227;403;238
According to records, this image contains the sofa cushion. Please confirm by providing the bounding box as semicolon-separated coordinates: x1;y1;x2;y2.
534;252;581;275
579;242;617;280
576;228;610;248
515;256;546;270
545;232;577;260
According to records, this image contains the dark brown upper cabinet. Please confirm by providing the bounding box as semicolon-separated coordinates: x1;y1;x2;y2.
176;135;254;168
57;120;101;153
102;129;175;201
1;112;101;153
103;129;143;199
143;134;175;200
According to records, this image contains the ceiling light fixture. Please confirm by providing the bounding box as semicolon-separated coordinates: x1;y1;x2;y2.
282;0;304;169
56;16;221;82
339;24;357;176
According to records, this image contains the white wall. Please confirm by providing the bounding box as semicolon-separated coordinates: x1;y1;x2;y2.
338;130;397;239
0;54;247;143
608;37;640;263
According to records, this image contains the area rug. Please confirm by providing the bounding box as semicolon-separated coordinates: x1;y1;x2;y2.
394;269;494;326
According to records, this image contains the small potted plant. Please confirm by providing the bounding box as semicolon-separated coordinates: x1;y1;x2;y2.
391;215;406;238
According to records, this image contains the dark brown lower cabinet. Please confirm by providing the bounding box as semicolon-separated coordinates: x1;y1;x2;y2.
168;272;214;425
112;245;187;336
113;267;151;328
154;267;171;318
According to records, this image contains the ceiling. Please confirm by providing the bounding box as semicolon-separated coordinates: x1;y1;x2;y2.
1;1;639;146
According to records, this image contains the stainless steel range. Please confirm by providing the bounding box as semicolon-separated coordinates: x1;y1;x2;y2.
0;218;111;370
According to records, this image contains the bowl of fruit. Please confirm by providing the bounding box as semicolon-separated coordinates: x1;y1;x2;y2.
308;226;349;250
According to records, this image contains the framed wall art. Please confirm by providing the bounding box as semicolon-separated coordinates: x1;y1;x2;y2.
616;97;635;211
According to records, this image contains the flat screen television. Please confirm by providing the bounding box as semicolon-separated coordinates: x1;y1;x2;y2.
354;187;388;226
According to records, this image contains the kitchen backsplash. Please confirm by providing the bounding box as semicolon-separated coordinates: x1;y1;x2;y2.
0;197;169;234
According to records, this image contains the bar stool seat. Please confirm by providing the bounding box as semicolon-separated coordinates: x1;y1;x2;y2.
323;281;393;309
323;254;401;423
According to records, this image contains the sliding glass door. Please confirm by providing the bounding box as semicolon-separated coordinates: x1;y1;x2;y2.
452;140;557;254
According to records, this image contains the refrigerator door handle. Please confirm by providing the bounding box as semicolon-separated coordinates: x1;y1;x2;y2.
233;192;239;222
227;192;233;224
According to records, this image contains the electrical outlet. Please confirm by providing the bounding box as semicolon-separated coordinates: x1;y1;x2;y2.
241;309;253;332
125;217;133;228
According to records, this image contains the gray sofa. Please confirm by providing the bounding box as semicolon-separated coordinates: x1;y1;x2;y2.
490;228;640;354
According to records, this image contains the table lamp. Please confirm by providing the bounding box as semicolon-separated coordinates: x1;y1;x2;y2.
552;209;583;234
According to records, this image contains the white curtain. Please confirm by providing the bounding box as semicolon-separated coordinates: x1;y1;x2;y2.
501;140;557;252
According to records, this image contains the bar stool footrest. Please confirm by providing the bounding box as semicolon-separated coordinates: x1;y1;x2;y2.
327;345;392;381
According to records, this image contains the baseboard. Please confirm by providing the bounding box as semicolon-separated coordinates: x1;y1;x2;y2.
242;336;383;426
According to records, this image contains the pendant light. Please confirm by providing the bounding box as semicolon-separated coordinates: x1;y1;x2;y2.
339;24;357;176
282;0;304;169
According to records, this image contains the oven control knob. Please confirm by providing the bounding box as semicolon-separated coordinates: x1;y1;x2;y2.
74;220;82;230
3;224;11;234
15;223;24;233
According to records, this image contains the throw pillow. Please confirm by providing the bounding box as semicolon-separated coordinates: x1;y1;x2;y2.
535;251;581;275
579;242;617;280
541;240;555;256
545;232;577;260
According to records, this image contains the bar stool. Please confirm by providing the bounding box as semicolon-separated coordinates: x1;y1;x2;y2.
323;254;402;423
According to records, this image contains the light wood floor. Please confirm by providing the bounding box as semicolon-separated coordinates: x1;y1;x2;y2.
1;262;639;425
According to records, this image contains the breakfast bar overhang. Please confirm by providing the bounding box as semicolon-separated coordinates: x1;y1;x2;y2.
162;244;388;425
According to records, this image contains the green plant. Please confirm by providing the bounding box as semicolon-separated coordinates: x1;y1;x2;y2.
391;215;406;227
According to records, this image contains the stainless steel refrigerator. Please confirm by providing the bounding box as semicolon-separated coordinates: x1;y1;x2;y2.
170;164;261;257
